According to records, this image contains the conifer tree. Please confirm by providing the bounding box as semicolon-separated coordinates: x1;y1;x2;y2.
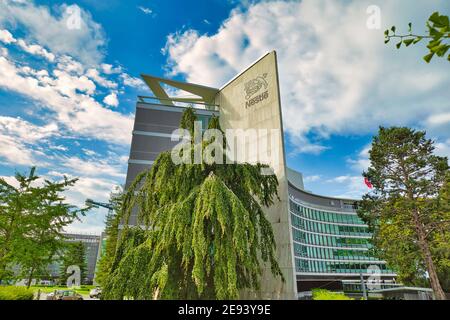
0;168;88;285
359;127;449;300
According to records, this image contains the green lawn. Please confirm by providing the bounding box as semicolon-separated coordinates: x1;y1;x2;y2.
30;285;96;295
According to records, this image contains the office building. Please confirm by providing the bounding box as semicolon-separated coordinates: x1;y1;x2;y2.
124;51;396;299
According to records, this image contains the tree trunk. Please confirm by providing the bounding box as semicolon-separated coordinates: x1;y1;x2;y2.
412;208;446;300
0;213;17;282
26;266;36;289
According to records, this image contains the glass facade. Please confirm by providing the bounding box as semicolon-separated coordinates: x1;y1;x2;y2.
289;198;394;275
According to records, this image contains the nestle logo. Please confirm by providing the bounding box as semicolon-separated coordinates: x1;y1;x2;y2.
245;90;269;109
244;73;269;108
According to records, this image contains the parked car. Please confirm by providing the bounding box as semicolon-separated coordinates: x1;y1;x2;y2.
89;287;102;299
57;290;83;301
46;290;64;300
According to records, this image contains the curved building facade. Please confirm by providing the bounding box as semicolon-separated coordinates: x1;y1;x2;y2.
287;177;396;296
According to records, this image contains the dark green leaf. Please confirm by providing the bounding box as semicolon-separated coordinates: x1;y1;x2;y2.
429;12;441;25
423;52;435;63
413;37;423;44
403;38;414;47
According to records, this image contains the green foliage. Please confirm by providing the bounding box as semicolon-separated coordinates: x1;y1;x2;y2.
433;172;450;292
59;241;87;285
0;286;34;300
0;167;89;285
385;12;450;63
94;188;123;287
312;289;353;300
102;109;283;300
358;127;449;300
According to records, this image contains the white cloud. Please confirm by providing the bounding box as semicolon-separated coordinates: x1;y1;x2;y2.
0;134;35;165
50;144;68;151
17;38;55;61
0;54;133;145
304;175;321;183
86;68;118;89
61;156;126;179
103;92;119;107
326;175;369;199
426;112;450;127
101;63;122;75
82;148;97;157
0;29;16;44
347;144;371;173
163;0;450;154
435;139;450;158
0;2;106;65
56;55;85;75
120;72;146;89
0;46;7;57
138;6;152;15
0;116;58;143
0;116;59;166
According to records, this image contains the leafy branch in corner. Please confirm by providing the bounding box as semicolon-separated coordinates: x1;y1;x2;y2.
385;12;450;63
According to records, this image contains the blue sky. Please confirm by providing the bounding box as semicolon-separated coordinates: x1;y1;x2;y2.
0;0;449;234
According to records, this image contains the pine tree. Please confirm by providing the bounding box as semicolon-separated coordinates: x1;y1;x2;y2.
102;108;283;300
59;241;87;286
359;127;449;300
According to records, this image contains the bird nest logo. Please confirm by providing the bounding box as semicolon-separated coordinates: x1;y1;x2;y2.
244;73;268;100
244;73;269;109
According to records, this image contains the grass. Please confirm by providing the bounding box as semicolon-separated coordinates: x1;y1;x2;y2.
30;285;96;295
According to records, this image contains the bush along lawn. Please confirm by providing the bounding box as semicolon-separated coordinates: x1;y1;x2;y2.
0;286;34;300
312;289;354;300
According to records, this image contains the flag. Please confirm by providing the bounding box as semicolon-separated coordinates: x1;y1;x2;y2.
364;177;373;189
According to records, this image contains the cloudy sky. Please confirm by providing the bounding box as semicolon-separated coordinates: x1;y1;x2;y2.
0;0;449;234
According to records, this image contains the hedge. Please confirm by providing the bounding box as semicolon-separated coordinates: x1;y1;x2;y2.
312;289;354;300
0;286;35;300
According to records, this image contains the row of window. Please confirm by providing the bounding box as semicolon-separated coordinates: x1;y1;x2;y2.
293;243;379;261
289;201;364;225
292;228;371;248
295;259;392;274
291;214;371;236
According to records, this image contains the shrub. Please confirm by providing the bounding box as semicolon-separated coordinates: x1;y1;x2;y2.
312;289;354;300
0;286;35;300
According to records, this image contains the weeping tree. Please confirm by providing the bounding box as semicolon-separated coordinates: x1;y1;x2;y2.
102;108;283;300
